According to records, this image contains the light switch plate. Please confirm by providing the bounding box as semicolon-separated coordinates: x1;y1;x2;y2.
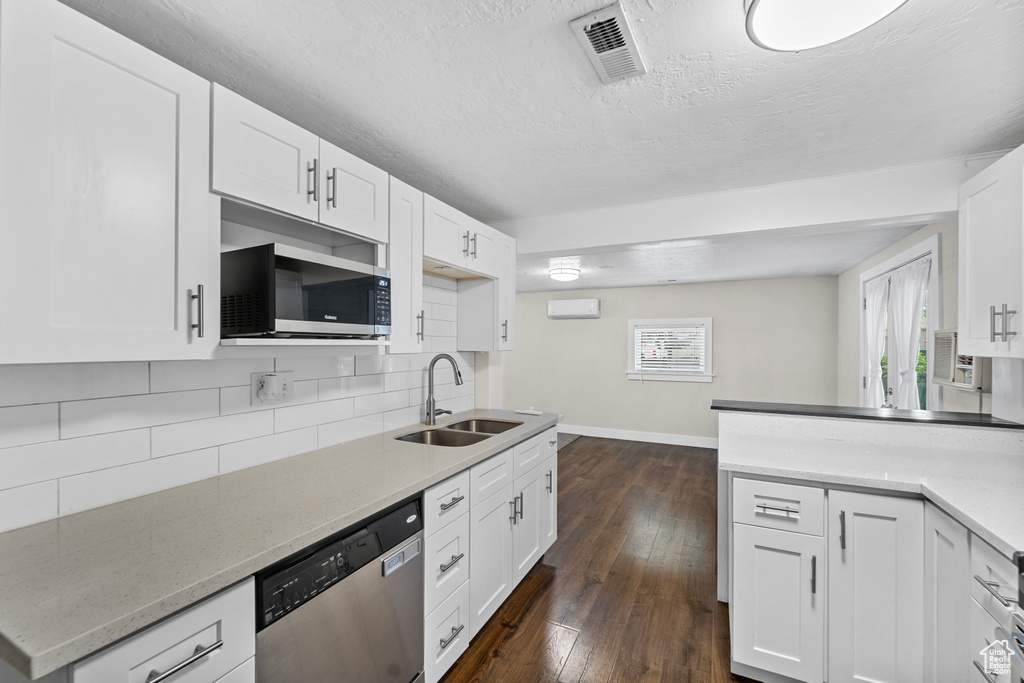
251;371;293;405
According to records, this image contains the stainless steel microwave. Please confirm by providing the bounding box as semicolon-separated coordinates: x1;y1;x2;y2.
221;243;390;339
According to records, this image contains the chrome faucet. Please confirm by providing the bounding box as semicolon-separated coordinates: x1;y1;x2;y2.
425;353;464;425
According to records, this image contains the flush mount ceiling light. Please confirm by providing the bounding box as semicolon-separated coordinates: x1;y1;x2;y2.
744;0;910;52
549;267;581;282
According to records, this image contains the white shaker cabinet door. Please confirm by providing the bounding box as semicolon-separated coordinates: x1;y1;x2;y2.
467;221;501;278
511;463;544;586
540;453;558;555
423;195;469;268
496;231;517;351
924;503;970;683
319;140;389;243
468;483;514;638
211;84;320;222
731;524;824;683
0;0;215;363
828;491;924;683
388;177;425;354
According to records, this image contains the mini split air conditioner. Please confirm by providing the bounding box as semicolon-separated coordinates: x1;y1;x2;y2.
548;299;601;319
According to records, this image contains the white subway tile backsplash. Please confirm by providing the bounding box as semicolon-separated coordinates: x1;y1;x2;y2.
59;448;219;515
0;404;59;449
0;481;58;533
275;356;355;380
151;358;274;393
318;414;384;448
0;362;149;408
61;390;220;439
219;428;318;474
0;429;150;491
0;282;472;530
318;374;385;400
152;411;275;458
275;399;354;432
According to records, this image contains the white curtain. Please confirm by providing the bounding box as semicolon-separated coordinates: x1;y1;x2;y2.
888;257;931;410
864;277;890;408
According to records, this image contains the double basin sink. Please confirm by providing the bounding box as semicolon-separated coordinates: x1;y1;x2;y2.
395;418;523;447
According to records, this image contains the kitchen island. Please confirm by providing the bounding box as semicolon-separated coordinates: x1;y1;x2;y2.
0;409;559;680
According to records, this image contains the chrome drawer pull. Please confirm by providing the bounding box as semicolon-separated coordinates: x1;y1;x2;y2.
1014;611;1024;630
440;553;464;573
146;640;223;683
439;495;464;511
509;500;517;525
440;624;464;649
546;470;553;493
811;555;817;595
191;284;204;338
974;659;996;683
974;574;1017;607
839;510;846;550
755;503;797;514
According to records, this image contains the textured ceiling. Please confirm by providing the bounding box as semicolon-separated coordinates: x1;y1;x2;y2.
517;223;924;292
59;0;1024;227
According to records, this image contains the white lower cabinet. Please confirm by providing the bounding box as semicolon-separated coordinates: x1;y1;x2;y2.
425;513;471;614
468;482;515;637
218;659;255;683
425;580;471;683
731;524;824;683
511;463;545;585
970;597;1013;683
71;578;254;683
924;503;970;683
541;453;558;552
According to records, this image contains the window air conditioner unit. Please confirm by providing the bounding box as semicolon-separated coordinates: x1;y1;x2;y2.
932;329;989;390
548;299;601;319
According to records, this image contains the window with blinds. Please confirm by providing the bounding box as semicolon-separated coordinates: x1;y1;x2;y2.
627;318;713;382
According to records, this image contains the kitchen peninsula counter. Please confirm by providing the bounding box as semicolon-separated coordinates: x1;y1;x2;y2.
0;409;560;680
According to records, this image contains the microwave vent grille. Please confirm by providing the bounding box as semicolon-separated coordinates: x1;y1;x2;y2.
222;292;263;331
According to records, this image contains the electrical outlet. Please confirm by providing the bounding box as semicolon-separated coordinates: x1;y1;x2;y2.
251;371;293;405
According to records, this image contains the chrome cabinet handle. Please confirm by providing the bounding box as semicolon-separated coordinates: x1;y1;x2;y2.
811;555;817;594
439;495;464;511
991;305;998;343
191;284;204;338
146;640;223;683
307;159;319;202
440;624;464;649
471;233;478;258
440;553;464;573
501;320;508;342
326;167;337;208
1001;303;1017;341
992;304;1019;342
416;310;424;341
463;231;471;257
974;574;1017;607
546;470;553;493
756;503;797;514
510;500;517;525
974;659;997;683
839;510;846;550
517;493;524;521
1014;611;1024;630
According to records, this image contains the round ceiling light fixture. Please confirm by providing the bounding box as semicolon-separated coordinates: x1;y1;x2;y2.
744;0;909;52
549;267;581;282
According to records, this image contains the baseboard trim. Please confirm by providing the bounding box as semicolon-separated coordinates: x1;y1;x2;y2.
558;424;718;449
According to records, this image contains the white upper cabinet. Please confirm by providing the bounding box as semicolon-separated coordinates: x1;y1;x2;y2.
0;0;216;364
211;84;320;222
424;195;472;268
958;144;1024;357
212;85;389;243
388;177;425;354
496;231;517;351
468;220;502;277
318;140;389;243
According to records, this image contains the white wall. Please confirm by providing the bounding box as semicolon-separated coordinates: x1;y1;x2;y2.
835;222;991;413
0;276;474;533
502;277;838;445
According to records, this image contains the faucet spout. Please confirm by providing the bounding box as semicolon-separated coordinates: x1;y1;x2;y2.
425;353;463;425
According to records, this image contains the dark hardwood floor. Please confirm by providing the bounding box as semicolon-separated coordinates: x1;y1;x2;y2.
439;436;753;683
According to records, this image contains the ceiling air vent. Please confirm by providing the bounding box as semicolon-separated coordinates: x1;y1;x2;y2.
570;3;647;85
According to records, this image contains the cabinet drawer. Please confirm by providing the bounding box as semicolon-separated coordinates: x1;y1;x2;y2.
470;448;513;504
970;597;1014;683
72;578;254;683
970;534;1017;627
540;427;558;460
217;658;255;683
732;478;824;536
424;469;471;536
425;513;470;615
424;580;470;683
513;433;545;478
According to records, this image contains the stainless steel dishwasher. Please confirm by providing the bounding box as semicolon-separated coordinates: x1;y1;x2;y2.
255;499;424;683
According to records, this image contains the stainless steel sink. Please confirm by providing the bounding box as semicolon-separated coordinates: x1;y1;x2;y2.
394;429;492;447
445;419;523;435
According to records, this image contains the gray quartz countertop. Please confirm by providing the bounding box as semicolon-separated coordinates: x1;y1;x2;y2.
0;409;560;680
711;399;1024;429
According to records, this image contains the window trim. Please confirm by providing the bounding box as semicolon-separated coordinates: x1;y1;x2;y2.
627;318;713;383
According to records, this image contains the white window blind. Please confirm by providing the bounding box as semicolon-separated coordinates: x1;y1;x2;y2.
627;318;713;382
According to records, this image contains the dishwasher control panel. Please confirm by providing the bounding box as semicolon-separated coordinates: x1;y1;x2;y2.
255;500;422;630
